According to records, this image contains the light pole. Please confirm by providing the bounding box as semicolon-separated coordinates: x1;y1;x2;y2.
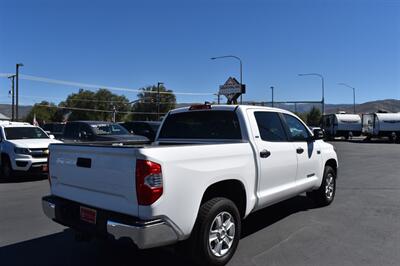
270;86;274;107
211;55;243;104
338;83;356;113
8;75;16;121
298;73;325;115
157;82;164;120
16;63;24;121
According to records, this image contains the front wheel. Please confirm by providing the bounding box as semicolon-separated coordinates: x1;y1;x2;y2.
188;197;241;266
307;166;336;207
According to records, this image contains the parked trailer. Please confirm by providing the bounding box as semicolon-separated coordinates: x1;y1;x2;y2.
322;113;362;139
362;113;400;141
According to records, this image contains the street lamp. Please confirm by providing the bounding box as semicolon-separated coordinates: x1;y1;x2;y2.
16;63;24;121
298;73;325;115
270;86;274;107
211;55;243;104
338;83;356;114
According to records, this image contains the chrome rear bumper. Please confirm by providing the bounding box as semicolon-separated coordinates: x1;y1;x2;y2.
42;196;178;249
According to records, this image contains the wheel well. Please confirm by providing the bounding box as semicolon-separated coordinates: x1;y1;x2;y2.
325;159;338;176
201;180;247;218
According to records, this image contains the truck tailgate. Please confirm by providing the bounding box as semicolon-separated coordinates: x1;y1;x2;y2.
49;144;139;216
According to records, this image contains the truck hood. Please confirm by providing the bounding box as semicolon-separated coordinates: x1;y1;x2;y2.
8;138;62;149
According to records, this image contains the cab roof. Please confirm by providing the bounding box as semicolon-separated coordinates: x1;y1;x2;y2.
169;104;293;114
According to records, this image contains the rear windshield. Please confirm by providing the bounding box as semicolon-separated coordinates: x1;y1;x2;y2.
91;123;129;135
158;111;242;140
5;127;49;140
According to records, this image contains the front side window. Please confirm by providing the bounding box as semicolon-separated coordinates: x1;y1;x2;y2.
254;112;288;142
283;114;310;141
5;127;49;140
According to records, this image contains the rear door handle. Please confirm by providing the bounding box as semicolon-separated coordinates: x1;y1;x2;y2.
260;150;271;158
296;147;304;154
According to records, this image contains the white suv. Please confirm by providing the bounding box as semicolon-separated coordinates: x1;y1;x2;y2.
0;121;61;178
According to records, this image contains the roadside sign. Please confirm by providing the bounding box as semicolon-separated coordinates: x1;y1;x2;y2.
218;77;245;104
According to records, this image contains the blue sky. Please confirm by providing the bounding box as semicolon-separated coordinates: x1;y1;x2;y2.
0;0;399;106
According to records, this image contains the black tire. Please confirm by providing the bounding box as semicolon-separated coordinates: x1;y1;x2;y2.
307;166;336;207
187;197;241;266
1;155;14;179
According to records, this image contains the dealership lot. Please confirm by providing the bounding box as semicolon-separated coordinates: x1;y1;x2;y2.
0;141;399;266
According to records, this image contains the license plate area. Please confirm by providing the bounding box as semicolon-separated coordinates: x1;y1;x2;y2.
80;206;97;224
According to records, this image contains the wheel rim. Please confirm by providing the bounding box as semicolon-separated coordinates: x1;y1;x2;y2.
325;173;335;200
208;211;235;257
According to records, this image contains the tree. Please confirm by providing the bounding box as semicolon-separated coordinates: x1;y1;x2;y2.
294;112;307;122
25;101;58;125
306;106;322;126
129;85;176;121
59;88;130;121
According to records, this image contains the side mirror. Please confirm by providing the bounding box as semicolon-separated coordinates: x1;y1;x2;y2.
313;128;324;140
49;134;55;139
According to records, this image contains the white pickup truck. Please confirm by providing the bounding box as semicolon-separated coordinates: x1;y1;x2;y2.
42;105;338;266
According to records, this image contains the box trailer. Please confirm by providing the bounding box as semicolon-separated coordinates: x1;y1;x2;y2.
362;112;400;141
322;113;362;139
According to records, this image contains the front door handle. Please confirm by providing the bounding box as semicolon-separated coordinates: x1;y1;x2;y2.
260;150;271;158
296;147;304;154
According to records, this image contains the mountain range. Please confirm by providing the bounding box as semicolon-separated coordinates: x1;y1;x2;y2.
0;99;398;120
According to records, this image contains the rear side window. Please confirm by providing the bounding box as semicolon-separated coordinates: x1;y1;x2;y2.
254;112;288;142
159;111;242;140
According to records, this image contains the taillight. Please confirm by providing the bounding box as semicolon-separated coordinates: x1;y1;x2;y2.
135;159;163;205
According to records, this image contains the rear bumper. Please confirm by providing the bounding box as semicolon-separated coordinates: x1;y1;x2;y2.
42;195;178;249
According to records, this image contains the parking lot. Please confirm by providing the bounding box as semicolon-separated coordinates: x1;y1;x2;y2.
0;141;399;266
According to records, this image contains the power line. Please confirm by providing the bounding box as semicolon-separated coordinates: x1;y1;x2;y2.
0;73;215;96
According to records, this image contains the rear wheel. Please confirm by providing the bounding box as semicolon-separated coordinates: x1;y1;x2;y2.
307;166;336;206
186;197;241;266
1;156;14;179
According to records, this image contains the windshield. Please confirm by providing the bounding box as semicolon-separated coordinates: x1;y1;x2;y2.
4;127;49;140
91;123;129;135
158;111;242;140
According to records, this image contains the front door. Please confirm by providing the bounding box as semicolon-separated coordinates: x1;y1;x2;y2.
282;114;321;185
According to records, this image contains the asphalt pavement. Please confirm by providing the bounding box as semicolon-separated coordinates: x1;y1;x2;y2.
0;141;399;266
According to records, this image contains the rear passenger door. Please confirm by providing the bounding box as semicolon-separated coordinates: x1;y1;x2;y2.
282;114;321;185
249;110;298;207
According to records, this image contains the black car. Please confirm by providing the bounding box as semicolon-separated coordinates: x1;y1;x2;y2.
119;121;161;141
42;122;65;139
61;121;149;143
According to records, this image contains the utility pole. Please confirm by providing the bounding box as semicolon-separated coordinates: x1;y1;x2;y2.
270;86;274;107
157;82;164;121
112;105;116;122
16;63;24;121
8;75;16;121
